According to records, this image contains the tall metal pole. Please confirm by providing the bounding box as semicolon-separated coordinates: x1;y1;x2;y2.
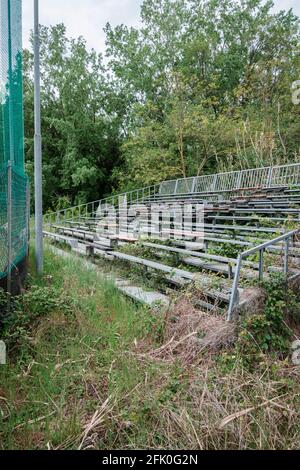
7;0;13;299
34;0;43;273
7;160;12;296
7;0;15;164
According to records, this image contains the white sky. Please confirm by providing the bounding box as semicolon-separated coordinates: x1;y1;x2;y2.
22;0;300;53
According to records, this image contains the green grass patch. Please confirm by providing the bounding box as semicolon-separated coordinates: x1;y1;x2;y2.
1;245;300;450
0;245;168;450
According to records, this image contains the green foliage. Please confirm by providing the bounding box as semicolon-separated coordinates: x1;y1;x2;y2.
105;0;300;189
1;286;73;351
24;25;123;210
237;274;299;367
23;1;300;210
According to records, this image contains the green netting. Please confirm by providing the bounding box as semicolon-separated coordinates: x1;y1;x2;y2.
0;0;28;281
0;0;24;170
0;165;29;278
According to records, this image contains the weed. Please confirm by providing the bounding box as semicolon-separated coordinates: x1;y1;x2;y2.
1;246;300;450
237;274;299;367
208;242;241;259
1;285;73;353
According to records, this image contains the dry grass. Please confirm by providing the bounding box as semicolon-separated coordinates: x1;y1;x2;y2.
134;295;236;365
124;291;300;450
1;247;300;450
151;360;300;450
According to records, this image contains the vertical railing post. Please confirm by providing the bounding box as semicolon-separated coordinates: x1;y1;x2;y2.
7;161;12;295
259;248;264;281
34;0;44;274
174;180;179;195
284;238;289;275
267;167;273;187
227;255;243;321
26;179;30;247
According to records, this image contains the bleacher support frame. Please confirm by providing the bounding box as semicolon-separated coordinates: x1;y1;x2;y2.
44;163;300;228
43;163;300;321
227;229;300;320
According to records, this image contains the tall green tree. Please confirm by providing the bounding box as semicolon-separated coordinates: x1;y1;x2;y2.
24;24;123;210
105;0;300;188
23;1;300;207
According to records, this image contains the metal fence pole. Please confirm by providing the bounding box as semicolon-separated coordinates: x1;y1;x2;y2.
237;171;242;189
267;167;273;187
7;161;12;295
174;180;179;195
284;238;289;275
26;179;30;246
34;0;43;273
212;174;218;192
227;255;242;321
191;177;196;193
259;249;264;281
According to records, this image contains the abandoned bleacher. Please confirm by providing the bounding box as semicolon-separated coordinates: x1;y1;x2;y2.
43;164;300;320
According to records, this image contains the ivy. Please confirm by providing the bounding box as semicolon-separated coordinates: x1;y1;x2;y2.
237;274;299;367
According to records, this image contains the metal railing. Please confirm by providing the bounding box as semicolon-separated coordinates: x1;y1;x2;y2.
159;163;300;195
44;163;300;227
0;163;30;288
44;184;161;227
227;229;300;321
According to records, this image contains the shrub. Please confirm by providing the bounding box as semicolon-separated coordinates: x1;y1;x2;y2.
1;285;73;352
237;273;298;367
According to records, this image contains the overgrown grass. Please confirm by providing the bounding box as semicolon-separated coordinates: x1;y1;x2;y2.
0;245;300;450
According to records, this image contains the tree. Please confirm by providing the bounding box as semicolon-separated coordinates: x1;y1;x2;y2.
23;1;300;208
24;24;123;210
105;0;300;188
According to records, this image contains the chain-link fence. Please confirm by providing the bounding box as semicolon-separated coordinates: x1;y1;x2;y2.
0;0;29;291
0;164;29;281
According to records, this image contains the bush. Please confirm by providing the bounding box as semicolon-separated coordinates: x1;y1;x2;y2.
237;273;298;367
1;285;73;352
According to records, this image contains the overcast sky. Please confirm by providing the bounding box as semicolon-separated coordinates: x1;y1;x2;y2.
22;0;300;54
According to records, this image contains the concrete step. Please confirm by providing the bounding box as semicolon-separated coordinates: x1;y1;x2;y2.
108;250;239;305
46;244;169;311
183;257;258;280
116;284;170;310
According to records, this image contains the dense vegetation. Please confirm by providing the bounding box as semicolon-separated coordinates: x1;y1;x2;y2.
23;0;300;210
1;247;300;450
3;0;298;450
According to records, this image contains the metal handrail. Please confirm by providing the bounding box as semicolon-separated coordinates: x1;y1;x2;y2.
227;229;300;321
44;163;300;226
159;163;300;195
44;183;160;225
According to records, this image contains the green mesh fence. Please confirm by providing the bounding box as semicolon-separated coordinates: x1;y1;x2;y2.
0;0;28;282
0;165;29;278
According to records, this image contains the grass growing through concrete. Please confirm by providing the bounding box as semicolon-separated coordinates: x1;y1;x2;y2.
1;245;300;450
